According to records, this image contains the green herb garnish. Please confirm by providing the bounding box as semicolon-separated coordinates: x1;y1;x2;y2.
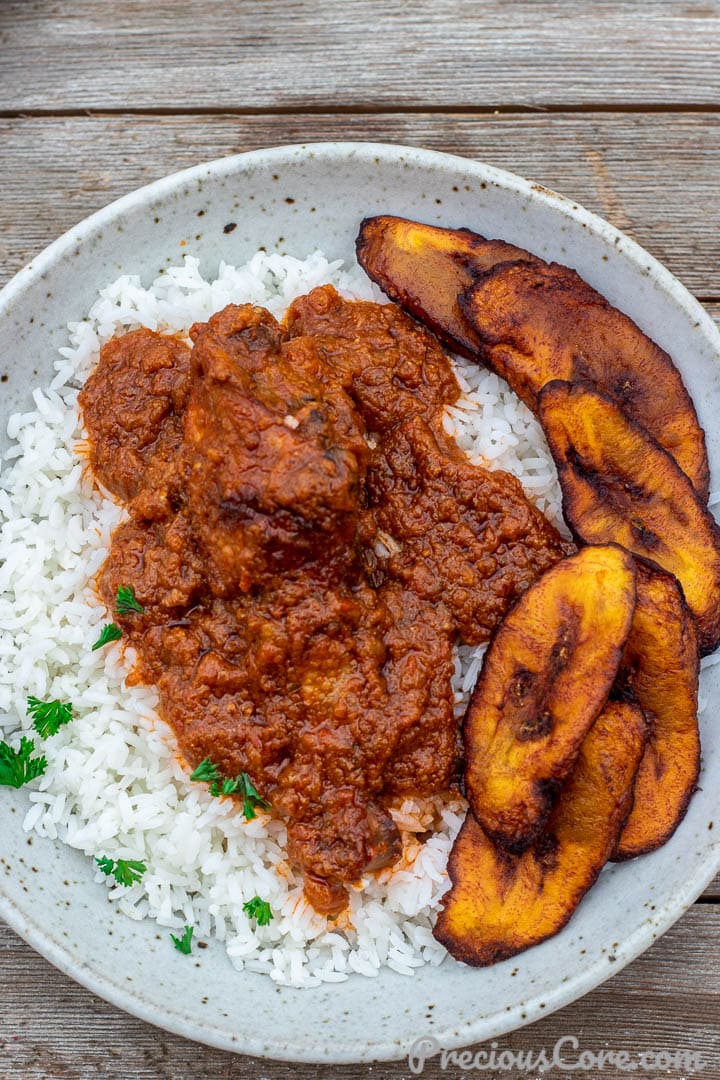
0;737;47;788
190;757;221;784
209;775;241;797
96;856;147;887
170;925;194;954
115;584;145;616
26;696;73;738
92;623;122;651
242;896;273;926
238;772;270;820
191;759;269;819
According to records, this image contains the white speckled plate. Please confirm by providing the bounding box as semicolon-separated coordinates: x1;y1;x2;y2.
1;143;719;1064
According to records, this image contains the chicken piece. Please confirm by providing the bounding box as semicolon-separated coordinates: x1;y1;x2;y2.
284;284;460;436
366;416;573;644
183;305;369;594
196;302;368;456
98;514;205;624
79;328;193;500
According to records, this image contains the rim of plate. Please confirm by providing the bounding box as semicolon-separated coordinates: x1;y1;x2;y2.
1;141;719;1063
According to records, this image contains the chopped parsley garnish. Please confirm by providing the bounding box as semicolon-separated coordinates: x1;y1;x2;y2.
237;772;271;821
26;696;73;738
91;622;122;651
115;584;145;616
190;757;221;784
209;775;241;797
191;757;270;819
242;896;273;926
0;737;47;788
96;856;147;887
170;925;194;954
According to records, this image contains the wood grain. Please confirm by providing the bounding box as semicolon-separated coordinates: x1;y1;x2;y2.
2;2;720;1073
1;1;720;112
1;112;720;296
703;868;720;898
0;910;718;1078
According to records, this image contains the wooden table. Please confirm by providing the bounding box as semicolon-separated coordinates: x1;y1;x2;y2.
1;3;719;1077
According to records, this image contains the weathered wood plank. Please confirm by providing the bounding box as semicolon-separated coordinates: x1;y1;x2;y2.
1;112;720;296
0;909;718;1077
1;1;719;112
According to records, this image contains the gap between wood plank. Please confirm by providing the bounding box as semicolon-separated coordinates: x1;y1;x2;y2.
2;104;720;120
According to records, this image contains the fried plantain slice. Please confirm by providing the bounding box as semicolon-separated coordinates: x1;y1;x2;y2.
612;561;700;860
539;380;720;654
460;261;709;496
434;701;646;966
464;544;636;852
355;215;535;357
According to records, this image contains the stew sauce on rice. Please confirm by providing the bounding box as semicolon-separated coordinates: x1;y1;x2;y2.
79;284;570;914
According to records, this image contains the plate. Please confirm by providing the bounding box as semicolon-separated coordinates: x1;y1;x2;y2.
1;142;719;1064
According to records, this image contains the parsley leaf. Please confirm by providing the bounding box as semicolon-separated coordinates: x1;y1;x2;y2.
208;775;241;797
242;896;273;926
239;772;270;821
170;925;194;954
92;623;122;651
96;856;147;887
115;584;145;615
190;759;270;818
26;696;73;738
0;737;47;788
190;757;221;784
112;859;147;887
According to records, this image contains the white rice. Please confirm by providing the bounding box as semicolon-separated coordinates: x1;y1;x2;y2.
0;251;562;987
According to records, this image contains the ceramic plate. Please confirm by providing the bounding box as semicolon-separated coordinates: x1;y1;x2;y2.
1;143;719;1064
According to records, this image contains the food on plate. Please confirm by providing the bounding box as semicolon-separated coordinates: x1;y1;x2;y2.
171;925;194;955
96;855;147;887
357;216;709;498
3;199;717;984
0;736;47;789
463;545;637;852
356;215;535;356
79;328;193;502
460;261;709;496
538;380;720;654
613;561;700;860
79;283;569;914
433;701;646;966
364;414;573;644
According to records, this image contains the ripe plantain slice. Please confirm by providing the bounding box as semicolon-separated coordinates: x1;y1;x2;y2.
460;261;709;497
538;380;720;654
434;701;646;966
613;561;700;860
464;544;636;852
355;215;535;357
